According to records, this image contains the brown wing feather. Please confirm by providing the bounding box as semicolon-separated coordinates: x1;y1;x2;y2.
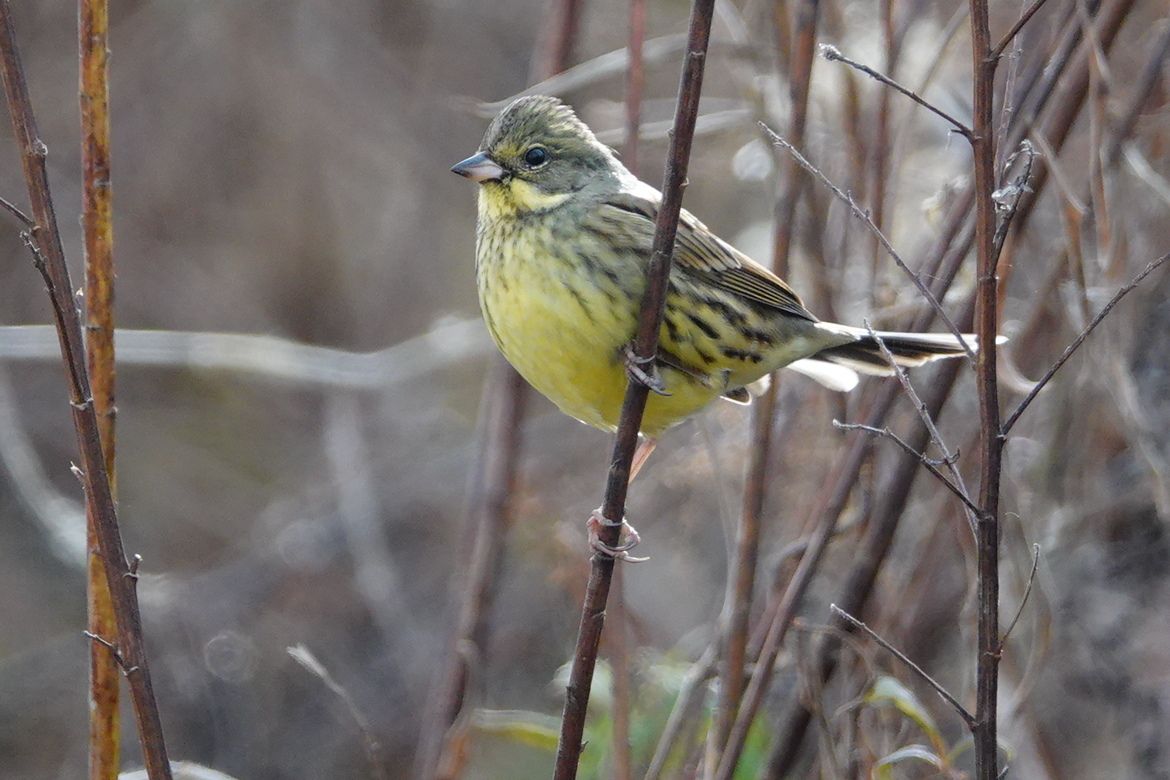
597;190;817;322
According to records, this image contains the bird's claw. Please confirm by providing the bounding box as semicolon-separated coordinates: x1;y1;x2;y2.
587;508;649;562
623;345;670;396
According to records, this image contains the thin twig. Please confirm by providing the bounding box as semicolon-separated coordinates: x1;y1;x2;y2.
1001;252;1170;435
711;0;820;766
0;193;32;225
999;544;1040;649
831;604;976;728
865;323;978;535
553;3;716;778
832;421;981;516
288;645;389;780
990;0;1056;61
760;124;977;362
643;643;718;780
820;43;973;138
0;3;172;776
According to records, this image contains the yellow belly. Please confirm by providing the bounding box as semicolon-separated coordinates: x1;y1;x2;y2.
476;219;721;435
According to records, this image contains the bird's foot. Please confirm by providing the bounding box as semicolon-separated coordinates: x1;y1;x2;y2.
622;344;670;396
587;508;649;562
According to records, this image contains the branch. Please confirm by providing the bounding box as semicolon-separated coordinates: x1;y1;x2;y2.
288;645;388;780
643;643;718;780
0;193;32;226
80;0;121;773
553;2;717;777
999;544;1040;649
1001;252;1170;435
832;421;981;517
830;605;976;728
606;7;648;778
712;0;820;764
820;44;973;138
760;124;977;362
865;323;978;535
990;0;1055;61
968;0;1003;773
0;3;172;777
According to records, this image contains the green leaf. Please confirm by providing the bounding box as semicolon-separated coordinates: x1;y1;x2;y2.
873;744;944;779
471;709;560;751
864;675;943;749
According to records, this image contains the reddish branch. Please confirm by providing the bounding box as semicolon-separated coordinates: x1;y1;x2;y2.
0;3;172;778
79;0;121;776
552;1;716;776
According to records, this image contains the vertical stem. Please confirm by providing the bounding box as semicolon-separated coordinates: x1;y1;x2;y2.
968;0;1001;775
711;0;819;764
0;3;172;777
552;2;716;777
606;5;647;778
80;0;119;777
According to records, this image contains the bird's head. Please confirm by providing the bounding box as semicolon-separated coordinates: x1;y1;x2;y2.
451;96;622;216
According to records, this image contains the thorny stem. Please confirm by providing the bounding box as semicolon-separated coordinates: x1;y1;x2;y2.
552;2;716;777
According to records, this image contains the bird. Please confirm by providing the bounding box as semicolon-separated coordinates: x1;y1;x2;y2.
452;95;978;553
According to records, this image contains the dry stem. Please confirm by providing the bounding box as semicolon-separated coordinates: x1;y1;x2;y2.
0;2;172;776
552;2;716;777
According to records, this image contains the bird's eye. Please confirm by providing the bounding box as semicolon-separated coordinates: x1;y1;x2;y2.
523;147;549;167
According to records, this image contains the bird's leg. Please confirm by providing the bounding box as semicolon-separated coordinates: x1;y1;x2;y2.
622;344;671;396
584;437;657;561
587;508;648;562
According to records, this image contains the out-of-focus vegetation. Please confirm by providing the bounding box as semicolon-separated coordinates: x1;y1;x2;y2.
1;0;1168;777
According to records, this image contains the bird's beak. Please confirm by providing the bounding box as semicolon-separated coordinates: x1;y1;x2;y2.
451;152;506;183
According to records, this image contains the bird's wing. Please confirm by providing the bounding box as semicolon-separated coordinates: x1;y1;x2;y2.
591;188;817;322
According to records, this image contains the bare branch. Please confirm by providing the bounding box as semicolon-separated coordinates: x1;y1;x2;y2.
643;643;718;780
0;193;32;226
0;4;172;776
760;124;977;363
288;645;388;780
864;324;979;535
554;3;717;777
990;0;1056;61
1002;252;1170;435
999;544;1041;649
831;604;976;728
833;421;981;517
820;44;973;138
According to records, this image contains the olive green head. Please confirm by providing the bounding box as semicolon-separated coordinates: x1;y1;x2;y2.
451;96;622;214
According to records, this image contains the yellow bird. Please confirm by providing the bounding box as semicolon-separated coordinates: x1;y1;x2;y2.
453;96;976;551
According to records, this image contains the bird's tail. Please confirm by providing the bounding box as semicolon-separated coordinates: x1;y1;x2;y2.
810;324;981;377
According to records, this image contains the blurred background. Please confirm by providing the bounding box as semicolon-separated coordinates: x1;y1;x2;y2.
0;0;1168;777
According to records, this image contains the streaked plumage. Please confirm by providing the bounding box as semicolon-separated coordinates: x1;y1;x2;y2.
454;96;974;437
